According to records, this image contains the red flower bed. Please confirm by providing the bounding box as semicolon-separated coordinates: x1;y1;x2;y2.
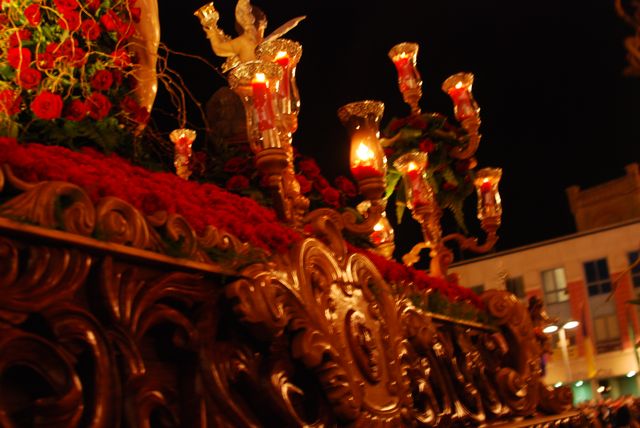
0;138;301;253
347;243;483;309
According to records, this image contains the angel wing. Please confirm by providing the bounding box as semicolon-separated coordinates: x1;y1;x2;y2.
263;16;306;44
235;0;257;36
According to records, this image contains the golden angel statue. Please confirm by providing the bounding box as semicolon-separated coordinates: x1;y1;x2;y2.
195;0;305;72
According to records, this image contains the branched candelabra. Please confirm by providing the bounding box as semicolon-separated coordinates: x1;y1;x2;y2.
388;43;503;277
196;3;503;278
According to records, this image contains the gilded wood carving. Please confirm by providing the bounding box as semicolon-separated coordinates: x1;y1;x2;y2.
0;165;583;427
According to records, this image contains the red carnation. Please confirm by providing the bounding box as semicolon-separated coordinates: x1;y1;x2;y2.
80;19;101;40
24;4;41;25
321;187;341;208
16;68;42;90
9;29;32;47
130;7;141;23
223;156;250;174
226;175;250;191
7;47;32;69
58;8;81;31
30;91;63;120
111;48;131;67
86;92;111;120
90;69;113;91
70;47;87;67
53;0;78;10
36;52;55;69
64;99;88;121
298;158;321;178
419;138;435;153
295;174;312;194
100;10;120;32
334;176;357;198
0;90;22;116
86;0;101;11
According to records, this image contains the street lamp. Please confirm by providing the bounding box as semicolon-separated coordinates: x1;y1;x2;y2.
544;320;580;382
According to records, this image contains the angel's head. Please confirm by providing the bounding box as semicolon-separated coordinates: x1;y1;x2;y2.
235;0;267;40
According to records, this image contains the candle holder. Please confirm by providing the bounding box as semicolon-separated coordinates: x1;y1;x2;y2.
442;72;481;160
229;60;290;221
358;200;396;260
256;39;309;228
388;42;422;115
338;100;387;202
169;128;196;180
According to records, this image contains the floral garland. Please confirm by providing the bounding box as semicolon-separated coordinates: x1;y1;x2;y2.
382;112;476;229
0;0;150;153
0;137;301;253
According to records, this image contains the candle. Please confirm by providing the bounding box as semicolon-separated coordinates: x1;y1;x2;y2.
393;53;419;90
351;142;383;180
274;50;291;103
447;81;475;121
251;73;276;132
405;162;432;209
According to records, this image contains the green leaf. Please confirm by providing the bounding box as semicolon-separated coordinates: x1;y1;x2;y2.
384;169;402;200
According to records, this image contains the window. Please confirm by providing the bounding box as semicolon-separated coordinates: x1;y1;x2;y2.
506;276;525;298
593;313;621;353
629;251;640;288
584;259;612;296
541;268;568;304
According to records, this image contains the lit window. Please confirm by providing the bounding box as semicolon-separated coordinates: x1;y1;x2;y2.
541;267;569;304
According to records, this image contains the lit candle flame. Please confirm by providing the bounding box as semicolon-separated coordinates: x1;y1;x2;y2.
356;142;375;162
254;72;266;83
455;81;463;89
407;161;419;172
275;51;288;61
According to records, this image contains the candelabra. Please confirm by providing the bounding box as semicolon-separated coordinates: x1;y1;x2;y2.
388;42;503;277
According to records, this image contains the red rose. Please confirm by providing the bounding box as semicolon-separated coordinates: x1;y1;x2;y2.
111;48;131;67
36;52;55;69
53;0;78;10
130;7;141;23
9;29;32;47
64;99;88;121
24;4;41;25
90;69;113;91
0;89;22;115
223;156;250;174
7;47;31;69
30;91;64;120
321;187;341;208
298;158;321;178
86;0;101;11
295;174;311;194
70;47;87;66
86;92;111;120
334;176;357;198
58;8;81;31
100;10;120;32
419;138;435;153
313;176;330;191
116;21;135;40
226;175;250;191
16;67;42;89
81;19;101;40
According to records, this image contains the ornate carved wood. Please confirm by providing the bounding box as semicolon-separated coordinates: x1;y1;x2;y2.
0;164;584;427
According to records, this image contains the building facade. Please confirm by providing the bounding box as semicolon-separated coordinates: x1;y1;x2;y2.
450;165;640;404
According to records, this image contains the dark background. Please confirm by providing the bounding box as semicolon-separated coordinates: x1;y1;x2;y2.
157;0;640;258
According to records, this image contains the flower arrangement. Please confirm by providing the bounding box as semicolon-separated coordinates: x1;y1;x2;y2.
0;137;301;253
382;112;476;229
0;0;150;153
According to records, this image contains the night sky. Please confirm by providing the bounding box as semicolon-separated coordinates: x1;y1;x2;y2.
158;0;640;260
